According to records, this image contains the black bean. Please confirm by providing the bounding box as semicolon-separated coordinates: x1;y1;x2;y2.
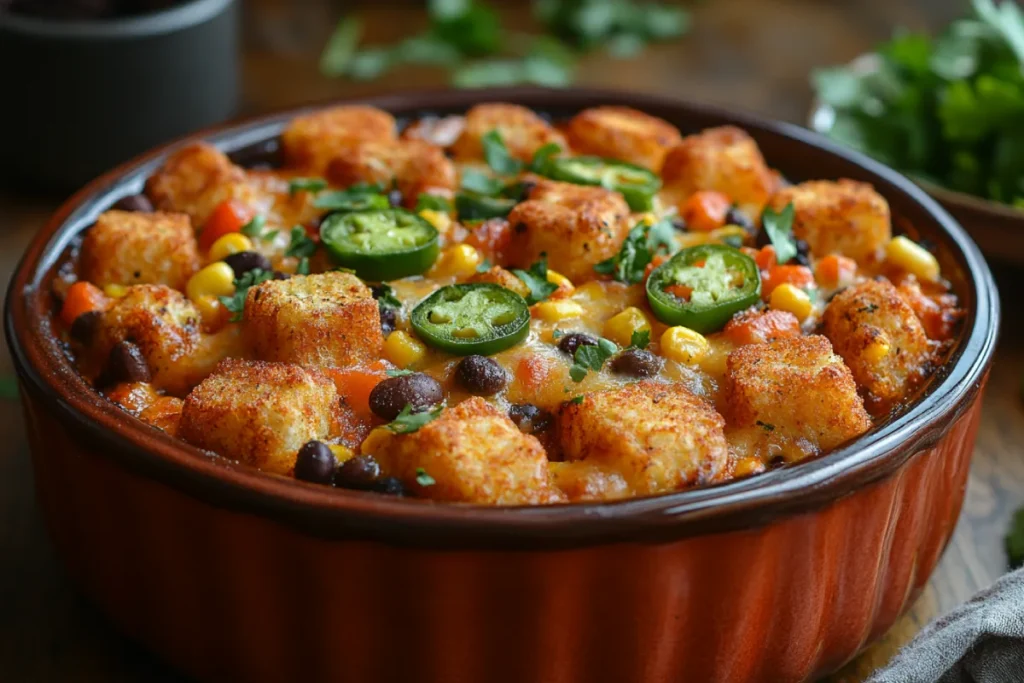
294;441;337;485
455;355;507;396
112;193;154;213
368;372;443;420
387;189;404;207
557;332;597;357
104;340;151;384
334;454;381;490
508;403;552;434
69;310;101;345
725;206;754;232
609;349;662;377
227;138;283;169
793;239;811;267
373;477;406;496
379;306;397;336
223;251;272;278
755;224;771;249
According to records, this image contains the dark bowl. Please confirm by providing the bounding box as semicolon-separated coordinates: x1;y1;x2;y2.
5;88;999;683
0;0;238;191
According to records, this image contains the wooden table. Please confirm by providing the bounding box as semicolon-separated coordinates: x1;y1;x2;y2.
2;1;1021;681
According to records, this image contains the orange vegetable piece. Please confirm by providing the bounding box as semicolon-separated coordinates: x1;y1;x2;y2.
761;265;814;298
326;360;392;419
723;309;801;346
516;354;554;393
643;253;670;281
60;281;110;327
664;283;693;301
198;200;252;252
754;245;777;271
815;254;857;289
680;191;731;232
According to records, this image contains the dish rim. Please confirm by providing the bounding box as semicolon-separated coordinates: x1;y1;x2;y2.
5;86;999;549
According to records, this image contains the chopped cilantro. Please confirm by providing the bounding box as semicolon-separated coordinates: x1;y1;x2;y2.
374;283;403;312
551;328;565;340
288;177;328;195
569;395;584;405
512;254;559;305
240;214;266;238
218;269;275;322
460;167;504;196
761;203;797;265
313;183;389;211
296;257;311;275
386;404;444;434
482;130;524;175
285;226;318;259
415;467;437;487
629;329;651;349
593;219;677;284
529;142;562;173
570;337;618;382
386;368;414;377
415;193;453;212
1008;506;1024;569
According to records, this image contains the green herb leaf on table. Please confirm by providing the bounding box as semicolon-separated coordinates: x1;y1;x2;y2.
219;269;275;322
387;404;444;434
415;467;437;487
482;130;525;175
415;193;454;213
285;226;318;260
761;203;797;265
593;219;677;285
288;178;328;196
512;255;560;305
240;215;266;238
1006;505;1024;569
569;337;618;382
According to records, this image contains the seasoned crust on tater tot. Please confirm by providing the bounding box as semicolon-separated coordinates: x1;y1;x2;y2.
724;335;871;453
566;106;682;171
325;138;456;203
661;126;776;218
768;180;891;265
178;359;340;475
822;279;932;405
244;271;383;369
504;179;631;283
281;105;397;173
450;103;566;163
558;381;729;494
366;397;566;504
80;210;199;291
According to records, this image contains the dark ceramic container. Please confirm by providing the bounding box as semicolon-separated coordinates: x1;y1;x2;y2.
0;0;238;191
5;88;999;683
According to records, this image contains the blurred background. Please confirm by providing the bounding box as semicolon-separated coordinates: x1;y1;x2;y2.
2;1;1022;682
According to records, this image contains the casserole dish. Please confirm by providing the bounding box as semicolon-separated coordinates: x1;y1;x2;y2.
5;88;999;683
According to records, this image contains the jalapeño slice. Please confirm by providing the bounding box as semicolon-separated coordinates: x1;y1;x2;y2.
455;193;517;221
542;156;660;211
320;208;439;281
411;283;530;356
646;244;761;333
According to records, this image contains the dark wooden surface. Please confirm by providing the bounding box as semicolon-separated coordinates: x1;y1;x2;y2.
2;1;1022;681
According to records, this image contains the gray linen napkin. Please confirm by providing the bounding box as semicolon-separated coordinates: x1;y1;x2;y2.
868;567;1024;683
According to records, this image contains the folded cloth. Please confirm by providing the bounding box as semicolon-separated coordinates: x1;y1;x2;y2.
868;567;1024;683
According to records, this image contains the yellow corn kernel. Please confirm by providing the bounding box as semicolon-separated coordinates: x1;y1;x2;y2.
545;268;574;292
419;209;452;234
434;244;481;279
193;295;227;331
186;262;236;303
103;283;128;298
383;330;426;367
769;283;813;322
639;212;657;226
329;444;355;463
571;281;605;303
360;427;392;456
208;232;253;262
660;326;709;364
532;299;584;322
603;306;651;347
863;335;891;363
886;236;939;282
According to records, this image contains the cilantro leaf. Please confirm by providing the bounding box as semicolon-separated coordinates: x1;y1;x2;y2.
386;404;444;434
240;215;266;238
218;269;275;322
373;283;402;311
761;204;797;265
313;183;389;211
386;368;414;377
285;226;318;259
460;167;504;196
415;467;437;487
296;257;311;275
529;142;562;173
629;329;651;349
415;193;453;212
288;177;328;195
593;219;677;284
482;130;524;175
569;337;618;382
569;395;584;405
512;254;559;305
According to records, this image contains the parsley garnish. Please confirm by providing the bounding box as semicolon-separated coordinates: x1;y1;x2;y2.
593;219;677;284
1007;506;1024;569
529;142;561;173
512;254;559;305
569;337;618;382
285;226;318;259
761;203;797;265
386;368;414;377
296;257;311;275
629;329;651;349
415;467;437;487
386;404;444;434
218;269;275;322
460;167;504;196
482;130;524;175
313;183;389;212
415;193;453;212
569;395;584;405
288;177;328;195
240;215;266;238
551;328;565;340
374;283;403;311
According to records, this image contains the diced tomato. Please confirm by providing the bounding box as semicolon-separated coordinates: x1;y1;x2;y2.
198;200;252;252
754;245;777;271
60;281;110;327
723;309;802;346
325;360;392;419
680;191;731;232
643;253;670;281
761;265;814;298
815;254;857;289
664;283;693;301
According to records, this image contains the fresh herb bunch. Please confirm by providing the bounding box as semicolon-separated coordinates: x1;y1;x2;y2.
320;0;690;89
812;0;1024;208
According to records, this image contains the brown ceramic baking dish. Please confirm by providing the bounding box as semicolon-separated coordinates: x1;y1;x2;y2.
5;88;999;683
